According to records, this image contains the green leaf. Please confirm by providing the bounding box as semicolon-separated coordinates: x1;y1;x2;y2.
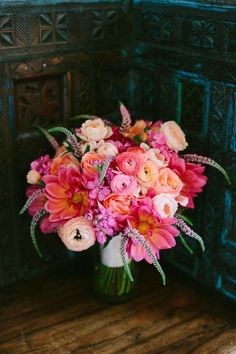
84;144;90;154
133;135;142;142
179;233;194;254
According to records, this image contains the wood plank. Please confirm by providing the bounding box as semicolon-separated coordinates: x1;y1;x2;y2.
0;263;236;354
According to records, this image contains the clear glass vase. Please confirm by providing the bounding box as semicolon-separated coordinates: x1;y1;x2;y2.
94;235;136;303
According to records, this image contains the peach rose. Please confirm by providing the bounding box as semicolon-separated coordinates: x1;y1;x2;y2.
126;120;149;141
50;153;79;175
103;194;133;215
81;151;104;180
160;121;188;152
97;141;118;158
152;194;178;218
77;118;112;142
154;168;183;195
137;159;160;193
26;169;41;184
110;174;140;196
58;217;95;252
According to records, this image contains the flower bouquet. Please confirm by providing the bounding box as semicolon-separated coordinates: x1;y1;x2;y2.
20;103;229;302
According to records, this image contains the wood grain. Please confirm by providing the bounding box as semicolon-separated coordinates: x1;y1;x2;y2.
0;263;235;354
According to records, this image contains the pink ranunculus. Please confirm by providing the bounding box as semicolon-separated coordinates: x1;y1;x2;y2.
160;121;188;152
81;151;104;180
43;167;90;223
58;217;96;252
26;169;41;184
152;193;178;218
103;193;133;216
154;167;183;195
110;174;140;196
116;151;146;175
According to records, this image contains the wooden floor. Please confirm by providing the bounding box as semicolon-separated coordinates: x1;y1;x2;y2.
0;262;236;354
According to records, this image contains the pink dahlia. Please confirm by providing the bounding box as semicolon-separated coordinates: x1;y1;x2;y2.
43;167;90;223
169;155;207;208
127;200;179;263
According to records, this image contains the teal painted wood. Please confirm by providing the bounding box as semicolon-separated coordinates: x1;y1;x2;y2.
133;0;236;302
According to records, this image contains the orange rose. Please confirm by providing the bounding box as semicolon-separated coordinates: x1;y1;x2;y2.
154;168;183;195
103;194;133;215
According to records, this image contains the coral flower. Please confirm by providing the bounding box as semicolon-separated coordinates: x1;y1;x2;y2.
127;202;179;262
43;167;89;223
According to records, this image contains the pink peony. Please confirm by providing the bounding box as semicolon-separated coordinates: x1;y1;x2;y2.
110;174;140;196
43;167;89;223
58;217;96;251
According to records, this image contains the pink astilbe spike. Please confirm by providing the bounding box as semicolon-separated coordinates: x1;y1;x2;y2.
176;217;205;252
119;101;132;132
124;227;166;285
182;154;230;185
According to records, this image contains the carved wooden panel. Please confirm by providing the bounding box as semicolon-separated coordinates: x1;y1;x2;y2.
0;1;131;288
134;0;236;302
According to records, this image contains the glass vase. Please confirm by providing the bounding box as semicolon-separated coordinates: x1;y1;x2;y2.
94;235;136;303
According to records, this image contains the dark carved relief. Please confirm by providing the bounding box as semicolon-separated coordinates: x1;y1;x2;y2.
143;12;172;43
39;12;67;44
0;16;15;47
190;19;216;49
179;79;204;135
91;10;118;40
209;83;226;147
14;76;63;132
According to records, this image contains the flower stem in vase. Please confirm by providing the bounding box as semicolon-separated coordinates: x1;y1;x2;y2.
94;235;136;303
